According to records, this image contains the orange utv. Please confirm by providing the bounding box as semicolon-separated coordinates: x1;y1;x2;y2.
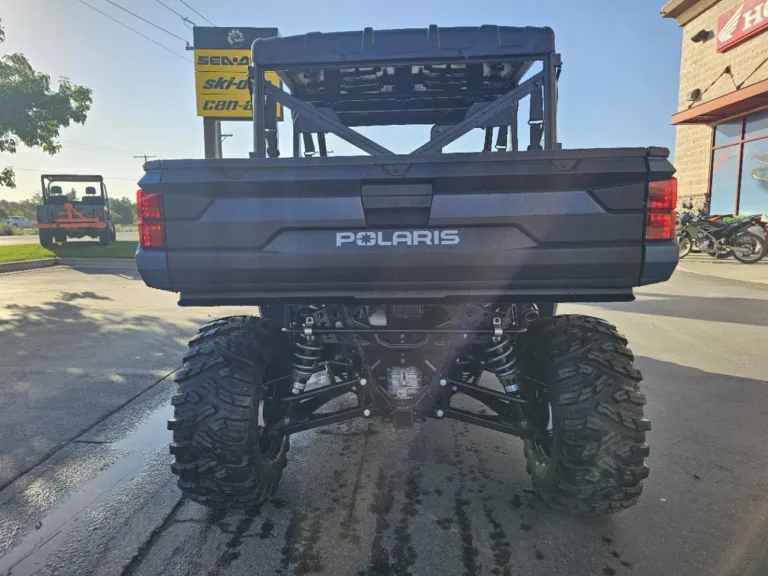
36;175;117;247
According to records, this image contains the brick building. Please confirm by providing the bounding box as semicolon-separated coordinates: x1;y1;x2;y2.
662;0;768;216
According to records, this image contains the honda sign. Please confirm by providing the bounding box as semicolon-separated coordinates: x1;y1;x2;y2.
717;0;768;52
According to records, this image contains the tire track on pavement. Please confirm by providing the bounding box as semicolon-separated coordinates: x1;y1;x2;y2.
452;424;479;576
339;424;376;543
360;468;397;575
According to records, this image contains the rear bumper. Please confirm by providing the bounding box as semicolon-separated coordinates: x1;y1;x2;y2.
176;288;635;306
639;242;679;286
136;248;171;290
36;223;107;229
137;241;678;305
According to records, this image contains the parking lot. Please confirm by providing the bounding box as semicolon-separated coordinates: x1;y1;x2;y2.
0;263;767;576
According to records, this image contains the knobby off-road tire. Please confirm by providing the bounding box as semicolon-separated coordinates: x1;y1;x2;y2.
39;229;54;248
168;316;290;509
522;315;650;515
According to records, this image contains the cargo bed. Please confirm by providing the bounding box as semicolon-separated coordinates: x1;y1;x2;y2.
137;147;677;305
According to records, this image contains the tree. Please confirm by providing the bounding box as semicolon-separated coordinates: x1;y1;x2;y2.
0;18;93;188
67;187;78;201
110;197;137;225
0;193;41;220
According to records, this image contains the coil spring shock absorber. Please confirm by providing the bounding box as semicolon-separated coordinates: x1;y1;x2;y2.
485;330;526;424
483;304;539;394
485;334;520;394
292;317;323;395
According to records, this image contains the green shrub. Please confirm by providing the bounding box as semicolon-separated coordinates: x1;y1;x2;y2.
0;224;23;236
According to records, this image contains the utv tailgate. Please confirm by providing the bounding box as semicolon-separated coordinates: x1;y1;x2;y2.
137;147;677;304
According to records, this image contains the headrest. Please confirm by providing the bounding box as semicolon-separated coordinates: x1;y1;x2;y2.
85;186;97;195
50;186;63;195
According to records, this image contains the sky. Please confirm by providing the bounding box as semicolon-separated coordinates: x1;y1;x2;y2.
1;0;683;201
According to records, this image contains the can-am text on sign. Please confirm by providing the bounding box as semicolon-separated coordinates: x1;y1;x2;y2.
717;0;768;52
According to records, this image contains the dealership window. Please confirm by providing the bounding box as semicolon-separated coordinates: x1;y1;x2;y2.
709;109;768;215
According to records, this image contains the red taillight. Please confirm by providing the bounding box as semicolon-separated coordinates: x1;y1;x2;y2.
137;189;163;220
646;178;677;241
137;189;165;249
648;178;677;211
140;223;165;249
646;213;674;241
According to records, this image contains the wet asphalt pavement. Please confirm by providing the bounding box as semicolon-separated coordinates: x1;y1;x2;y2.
1;264;767;576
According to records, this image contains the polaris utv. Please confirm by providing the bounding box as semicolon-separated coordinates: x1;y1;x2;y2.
36;174;117;246
136;25;678;514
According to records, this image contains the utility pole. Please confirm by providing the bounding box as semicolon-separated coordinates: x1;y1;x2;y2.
218;133;233;158
134;153;156;163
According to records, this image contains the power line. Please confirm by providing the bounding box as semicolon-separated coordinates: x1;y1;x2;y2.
103;0;188;43
278;125;292;146
75;0;191;62
134;154;157;162
62;141;143;155
155;0;192;23
10;166;138;182
178;0;216;26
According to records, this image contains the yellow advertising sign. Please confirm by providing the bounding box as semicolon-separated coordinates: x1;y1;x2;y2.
196;93;254;118
193;49;282;120
196;71;249;94
194;49;251;71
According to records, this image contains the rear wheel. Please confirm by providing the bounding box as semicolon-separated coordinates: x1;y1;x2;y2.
678;234;692;258
169;316;290;509
521;315;650;515
39;229;54;248
98;230;111;245
731;232;766;264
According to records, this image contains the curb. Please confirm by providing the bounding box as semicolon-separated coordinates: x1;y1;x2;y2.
57;258;137;269
0;259;60;274
0;258;135;274
677;264;768;286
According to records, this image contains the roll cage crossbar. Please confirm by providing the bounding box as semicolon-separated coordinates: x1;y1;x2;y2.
40;174;108;203
247;25;561;159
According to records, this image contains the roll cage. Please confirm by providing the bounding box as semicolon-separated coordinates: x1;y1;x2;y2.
248;25;561;159
40;174;110;204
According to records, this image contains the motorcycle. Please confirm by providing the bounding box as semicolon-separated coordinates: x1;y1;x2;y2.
677;201;767;263
698;214;768;257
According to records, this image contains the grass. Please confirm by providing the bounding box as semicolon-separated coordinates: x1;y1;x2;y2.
1;225;137;236
0;241;137;263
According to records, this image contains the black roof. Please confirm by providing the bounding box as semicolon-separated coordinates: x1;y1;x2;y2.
251;25;556;127
251;25;555;67
41;174;104;183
